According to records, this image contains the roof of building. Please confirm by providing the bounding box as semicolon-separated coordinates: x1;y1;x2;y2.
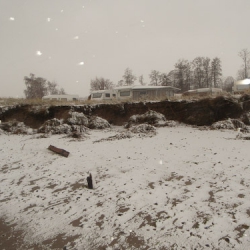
42;94;79;98
114;85;180;91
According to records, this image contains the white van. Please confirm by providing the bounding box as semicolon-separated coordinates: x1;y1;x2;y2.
90;90;116;101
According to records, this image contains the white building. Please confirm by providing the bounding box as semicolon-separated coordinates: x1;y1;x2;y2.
182;88;222;96
42;94;79;101
233;79;250;93
90;85;180;101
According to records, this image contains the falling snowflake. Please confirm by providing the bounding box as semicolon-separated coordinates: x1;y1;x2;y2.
78;62;84;65
140;20;144;23
47;18;51;22
36;51;42;56
82;6;85;8
55;28;59;31
159;160;163;165
76;80;79;83
73;36;79;40
61;10;64;13
9;17;15;21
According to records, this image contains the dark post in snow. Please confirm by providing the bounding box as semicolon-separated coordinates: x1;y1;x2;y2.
87;173;93;189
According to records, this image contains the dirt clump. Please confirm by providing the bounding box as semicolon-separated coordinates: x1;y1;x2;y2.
211;118;248;131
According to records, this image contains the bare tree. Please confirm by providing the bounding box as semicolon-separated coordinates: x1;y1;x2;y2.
58;88;66;94
203;57;211;88
167;70;177;87
211;57;222;88
236;68;245;80
149;70;161;86
159;73;171;86
238;48;250;79
174;59;192;92
223;76;234;92
90;77;114;91
47;81;59;95
46;81;66;95
192;57;206;88
139;75;146;85
24;73;48;99
123;68;137;86
117;80;124;86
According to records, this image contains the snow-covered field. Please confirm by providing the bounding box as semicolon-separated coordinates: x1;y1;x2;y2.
1;125;250;249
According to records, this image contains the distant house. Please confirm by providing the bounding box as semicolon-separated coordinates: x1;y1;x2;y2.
233;79;250;93
90;85;180;101
114;85;180;101
42;94;79;101
182;88;222;97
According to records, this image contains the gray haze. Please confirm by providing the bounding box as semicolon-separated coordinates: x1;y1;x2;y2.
0;0;250;98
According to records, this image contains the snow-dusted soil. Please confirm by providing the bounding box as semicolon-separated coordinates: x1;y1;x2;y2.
1;125;250;249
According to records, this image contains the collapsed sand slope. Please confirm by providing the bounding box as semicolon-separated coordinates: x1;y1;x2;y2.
1;126;250;249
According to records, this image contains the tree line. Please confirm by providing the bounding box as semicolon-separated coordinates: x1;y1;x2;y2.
91;48;250;93
91;57;222;93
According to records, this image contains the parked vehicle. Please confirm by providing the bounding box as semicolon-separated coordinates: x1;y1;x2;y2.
232;79;250;93
42;94;79;101
90;90;116;101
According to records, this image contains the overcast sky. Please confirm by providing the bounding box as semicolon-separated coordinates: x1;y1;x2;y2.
1;0;250;97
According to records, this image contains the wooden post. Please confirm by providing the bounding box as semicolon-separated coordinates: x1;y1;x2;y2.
87;173;93;189
48;145;70;157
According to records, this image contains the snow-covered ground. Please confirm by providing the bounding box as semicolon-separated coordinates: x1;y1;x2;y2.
1;125;250;249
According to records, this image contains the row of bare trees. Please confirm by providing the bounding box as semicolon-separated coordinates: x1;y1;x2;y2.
24;73;66;99
90;48;250;93
90;68;138;92
165;57;222;92
90;57;223;92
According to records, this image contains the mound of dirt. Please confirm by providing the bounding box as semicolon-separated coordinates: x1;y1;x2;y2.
88;116;111;129
211;118;249;131
125;110;166;128
0;110;111;135
241;112;250;125
129;123;156;134
37;118;89;137
0;128;5;135
38;118;72;134
67;111;89;126
0;120;35;134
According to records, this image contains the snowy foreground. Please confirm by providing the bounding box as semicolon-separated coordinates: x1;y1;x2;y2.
1;125;250;250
